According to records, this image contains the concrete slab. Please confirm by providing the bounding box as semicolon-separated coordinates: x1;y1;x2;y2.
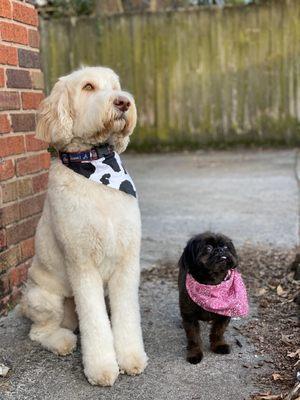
0;281;264;400
124;150;299;266
0;149;298;400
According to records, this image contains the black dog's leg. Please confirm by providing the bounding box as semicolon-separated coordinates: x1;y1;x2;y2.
210;316;231;354
182;318;203;364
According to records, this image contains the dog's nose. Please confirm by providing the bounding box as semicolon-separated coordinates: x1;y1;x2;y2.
113;96;131;112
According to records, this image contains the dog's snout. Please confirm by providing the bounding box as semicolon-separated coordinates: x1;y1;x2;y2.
215;247;226;257
113;96;131;112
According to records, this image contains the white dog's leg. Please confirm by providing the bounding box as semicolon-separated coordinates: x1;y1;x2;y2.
61;297;78;331
22;282;77;356
108;254;148;376
68;264;119;386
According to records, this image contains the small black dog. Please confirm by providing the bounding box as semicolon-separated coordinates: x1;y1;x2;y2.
178;232;247;364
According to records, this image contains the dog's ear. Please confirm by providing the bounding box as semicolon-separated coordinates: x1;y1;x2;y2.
35;79;73;148
228;239;239;265
180;237;203;271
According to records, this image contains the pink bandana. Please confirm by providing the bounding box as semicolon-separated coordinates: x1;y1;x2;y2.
186;269;249;317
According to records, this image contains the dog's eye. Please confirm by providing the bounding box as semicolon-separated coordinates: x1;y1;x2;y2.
83;83;94;91
206;245;213;253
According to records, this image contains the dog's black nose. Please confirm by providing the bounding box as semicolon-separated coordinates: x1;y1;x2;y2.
114;96;131;112
216;247;227;256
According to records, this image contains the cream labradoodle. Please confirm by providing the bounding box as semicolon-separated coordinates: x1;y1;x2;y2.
21;66;147;386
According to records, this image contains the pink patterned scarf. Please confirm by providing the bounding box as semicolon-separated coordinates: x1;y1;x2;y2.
186;269;249;317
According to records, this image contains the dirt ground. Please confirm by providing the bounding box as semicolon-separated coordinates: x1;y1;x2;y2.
142;247;300;399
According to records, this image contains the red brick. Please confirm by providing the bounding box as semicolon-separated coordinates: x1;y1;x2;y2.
6;214;40;245
0;44;18;66
18;48;40;69
0;68;5;87
0;114;10;133
0;245;20;272
0;91;20;111
20;237;34;261
0;21;28;45
0;229;6;250
0;135;25;157
28;29;39;48
10;285;22;305
16;152;50;176
6;69;32;89
8;261;29;288
0;202;20;226
0;0;12;18
2;180;18;203
17;177;33;198
21;92;44;110
13;2;38;26
25;134;48;151
11;113;35;132
40;152;50;169
32;172;48;193
19;193;45;218
0;159;14;181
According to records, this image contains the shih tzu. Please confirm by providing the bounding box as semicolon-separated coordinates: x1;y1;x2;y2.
178;232;248;364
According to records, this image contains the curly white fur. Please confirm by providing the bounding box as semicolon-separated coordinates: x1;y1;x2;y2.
21;66;147;386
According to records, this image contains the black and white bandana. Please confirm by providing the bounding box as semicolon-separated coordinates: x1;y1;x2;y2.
60;145;137;198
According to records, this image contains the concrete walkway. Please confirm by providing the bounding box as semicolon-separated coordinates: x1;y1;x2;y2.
0;150;299;400
125;149;299;266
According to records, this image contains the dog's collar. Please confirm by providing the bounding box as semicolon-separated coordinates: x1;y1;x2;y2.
59;144;114;166
59;143;137;198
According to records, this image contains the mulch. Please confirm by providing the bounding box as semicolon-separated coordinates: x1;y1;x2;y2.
141;246;300;400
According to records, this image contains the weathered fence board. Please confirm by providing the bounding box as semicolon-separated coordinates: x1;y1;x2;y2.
40;1;300;148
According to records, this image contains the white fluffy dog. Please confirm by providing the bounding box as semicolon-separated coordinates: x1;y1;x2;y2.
21;66;147;386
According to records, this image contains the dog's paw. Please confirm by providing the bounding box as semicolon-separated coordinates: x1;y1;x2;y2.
212;343;231;355
30;327;77;356
84;361;119;386
187;352;203;364
53;330;77;356
118;351;148;376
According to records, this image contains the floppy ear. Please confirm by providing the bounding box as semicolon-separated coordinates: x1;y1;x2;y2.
35;79;73;148
180;237;201;271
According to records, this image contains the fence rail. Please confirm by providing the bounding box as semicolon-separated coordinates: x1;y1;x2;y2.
40;1;300;148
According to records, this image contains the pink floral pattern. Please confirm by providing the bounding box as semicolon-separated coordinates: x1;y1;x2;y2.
186;269;249;317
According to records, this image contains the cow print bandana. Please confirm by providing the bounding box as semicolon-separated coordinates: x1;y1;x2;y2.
60;145;137;198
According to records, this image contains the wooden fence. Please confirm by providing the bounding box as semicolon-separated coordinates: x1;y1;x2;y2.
40;1;300;148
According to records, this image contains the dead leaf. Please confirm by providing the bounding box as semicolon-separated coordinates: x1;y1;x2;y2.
258;288;267;296
287;349;300;358
272;373;284;381
277;285;285;296
0;363;10;377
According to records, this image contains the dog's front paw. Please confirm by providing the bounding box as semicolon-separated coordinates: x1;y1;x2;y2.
187;350;203;364
118;350;148;376
212;343;231;355
84;360;119;386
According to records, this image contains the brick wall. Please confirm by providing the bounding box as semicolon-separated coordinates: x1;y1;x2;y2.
0;0;50;315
